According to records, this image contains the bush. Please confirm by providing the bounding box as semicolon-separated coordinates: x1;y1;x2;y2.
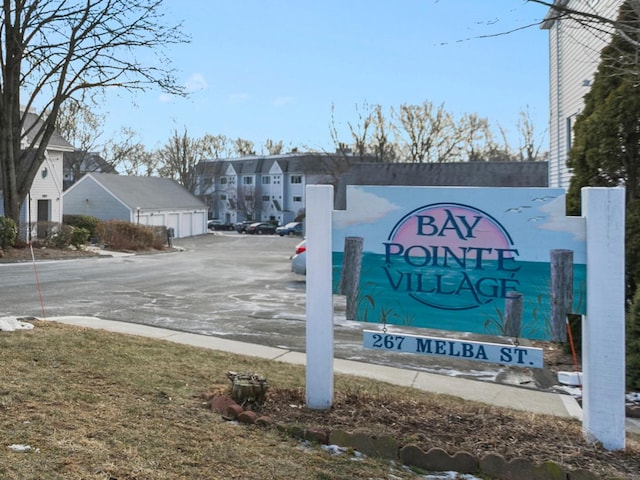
0;216;17;249
36;222;74;248
96;220;155;251
627;288;640;390
64;214;101;239
150;226;170;250
70;227;91;248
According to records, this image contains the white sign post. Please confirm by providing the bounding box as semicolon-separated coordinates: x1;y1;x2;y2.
582;187;626;450
305;185;334;409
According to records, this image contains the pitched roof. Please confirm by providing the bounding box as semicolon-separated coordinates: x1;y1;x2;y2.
22;111;75;151
64;151;117;173
82;173;206;210
196;152;363;177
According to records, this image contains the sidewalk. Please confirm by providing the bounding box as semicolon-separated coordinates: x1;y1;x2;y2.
46;315;640;435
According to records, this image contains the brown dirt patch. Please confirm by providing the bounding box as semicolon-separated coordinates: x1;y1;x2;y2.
0;245;172;263
250;386;640;479
0;245;101;262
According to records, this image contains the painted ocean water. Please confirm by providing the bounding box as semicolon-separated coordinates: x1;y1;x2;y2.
332;251;586;341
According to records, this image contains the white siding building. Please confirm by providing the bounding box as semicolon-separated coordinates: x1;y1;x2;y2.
0;112;75;239
542;0;622;189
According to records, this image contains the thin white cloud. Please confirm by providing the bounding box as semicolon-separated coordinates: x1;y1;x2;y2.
228;93;250;103
158;93;173;103
273;96;295;107
334;187;401;229
184;73;208;92
537;195;586;241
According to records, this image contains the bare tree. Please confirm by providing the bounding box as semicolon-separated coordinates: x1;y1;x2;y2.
235;185;257;220
458;113;491;162
329;101;376;161
209;134;233;159
158;128;216;193
486;124;519;162
263;139;284;155
369;104;397;163
116;144;157;176
516;105;548;161
394;101;460;163
319;103;360;187
54;98;109;185
0;0;187;230
54;98;104;155
233;138;255;156
102;127;157;176
347;102;374;161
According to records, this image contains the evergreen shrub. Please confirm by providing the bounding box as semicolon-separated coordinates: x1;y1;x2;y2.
0;216;17;249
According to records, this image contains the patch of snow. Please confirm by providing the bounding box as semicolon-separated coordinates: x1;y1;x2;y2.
558;371;583;386
431;367;500;382
320;444;351;456
8;444;34;453
421;473;482;480
556;385;582;399
0;316;34;332
401;467;482;480
627;392;640;404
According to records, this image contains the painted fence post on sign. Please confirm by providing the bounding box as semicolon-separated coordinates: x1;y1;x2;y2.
339;236;363;321
550;249;574;343
504;292;523;338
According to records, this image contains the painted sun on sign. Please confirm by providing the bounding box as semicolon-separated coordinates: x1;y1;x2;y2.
384;203;518;311
332;186;586;341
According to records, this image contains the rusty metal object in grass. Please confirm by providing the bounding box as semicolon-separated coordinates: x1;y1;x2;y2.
226;371;269;406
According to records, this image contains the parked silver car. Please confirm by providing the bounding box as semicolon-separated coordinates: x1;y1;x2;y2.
290;239;306;275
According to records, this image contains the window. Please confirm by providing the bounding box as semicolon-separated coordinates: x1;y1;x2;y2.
293;195;302;202
262;176;270;184
243;176;253;185
220;177;227;185
566;116;573;155
291;175;302;184
245;195;254;202
273;176;280;184
262;195;270;201
220;194;227;200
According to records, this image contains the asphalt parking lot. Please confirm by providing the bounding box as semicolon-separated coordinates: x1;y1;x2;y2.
0;231;559;392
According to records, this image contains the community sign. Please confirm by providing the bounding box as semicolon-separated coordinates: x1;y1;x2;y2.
332;186;586;341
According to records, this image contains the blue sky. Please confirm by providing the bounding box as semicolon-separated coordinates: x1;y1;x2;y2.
99;0;552;154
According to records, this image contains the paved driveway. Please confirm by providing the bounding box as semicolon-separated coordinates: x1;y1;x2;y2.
0;232;557;390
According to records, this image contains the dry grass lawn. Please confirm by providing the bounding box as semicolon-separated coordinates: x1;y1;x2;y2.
1;321;639;480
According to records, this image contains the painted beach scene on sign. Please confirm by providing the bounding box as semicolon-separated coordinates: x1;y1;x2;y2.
332;186;586;341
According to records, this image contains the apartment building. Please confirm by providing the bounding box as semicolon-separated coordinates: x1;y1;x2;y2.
195;151;356;225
